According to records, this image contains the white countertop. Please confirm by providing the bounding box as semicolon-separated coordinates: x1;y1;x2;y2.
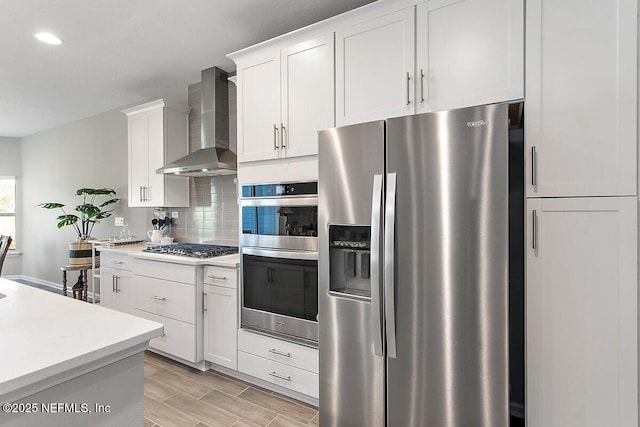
97;242;240;268
0;279;163;398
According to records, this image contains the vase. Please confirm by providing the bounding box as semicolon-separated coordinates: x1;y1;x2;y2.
68;240;100;267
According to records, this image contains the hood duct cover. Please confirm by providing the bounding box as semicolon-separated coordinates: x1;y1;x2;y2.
156;66;237;176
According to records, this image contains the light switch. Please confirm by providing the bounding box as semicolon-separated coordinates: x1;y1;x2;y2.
171;211;179;218
114;217;125;226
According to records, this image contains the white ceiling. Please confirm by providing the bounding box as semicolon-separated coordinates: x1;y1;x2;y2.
1;0;376;138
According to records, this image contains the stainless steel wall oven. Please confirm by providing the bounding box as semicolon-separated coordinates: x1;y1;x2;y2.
240;182;319;346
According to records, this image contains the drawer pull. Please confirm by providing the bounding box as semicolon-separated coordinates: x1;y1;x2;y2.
269;371;291;382
207;275;227;280
269;348;291;358
111;260;123;264
150;295;167;301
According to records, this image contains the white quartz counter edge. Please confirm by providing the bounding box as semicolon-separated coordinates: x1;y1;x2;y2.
0;279;163;399
98;244;240;268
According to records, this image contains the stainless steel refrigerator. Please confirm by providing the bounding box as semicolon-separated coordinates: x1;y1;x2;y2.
318;103;510;426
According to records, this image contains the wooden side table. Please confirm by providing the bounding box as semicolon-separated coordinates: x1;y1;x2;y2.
61;265;93;301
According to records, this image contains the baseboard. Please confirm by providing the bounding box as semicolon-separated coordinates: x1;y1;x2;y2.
5;274;61;289
5;274;97;300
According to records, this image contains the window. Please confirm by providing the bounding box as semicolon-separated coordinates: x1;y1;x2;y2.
0;177;16;249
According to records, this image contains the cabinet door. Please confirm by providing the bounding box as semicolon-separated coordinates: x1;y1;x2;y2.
416;0;523;114
237;52;281;162
336;6;415;126
281;34;335;158
115;271;132;315
525;0;637;197
99;268;131;313
526;197;637;427
204;285;238;370
128;113;148;207
145;108;166;207
99;267;119;311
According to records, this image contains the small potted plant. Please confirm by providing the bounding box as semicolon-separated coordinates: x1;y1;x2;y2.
40;188;119;266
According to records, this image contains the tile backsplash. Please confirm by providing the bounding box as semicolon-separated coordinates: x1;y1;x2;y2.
168;175;239;246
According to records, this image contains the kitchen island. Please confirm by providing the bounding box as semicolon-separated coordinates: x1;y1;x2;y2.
0;278;163;426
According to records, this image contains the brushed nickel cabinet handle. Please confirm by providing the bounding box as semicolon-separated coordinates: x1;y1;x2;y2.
531;146;537;187
268;348;291;357
274;124;279;150
139;186;143;203
150;295;166;301
207;275;227;280
406;72;411;105
281;123;286;149
420;69;425;104
203;292;207;312
269;371;291;381
532;210;538;251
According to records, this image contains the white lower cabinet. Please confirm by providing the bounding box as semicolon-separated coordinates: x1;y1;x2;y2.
204;265;239;370
238;329;319;398
99;252;132;313
526;197;637;427
133;309;197;363
132;259;201;364
238;351;319;399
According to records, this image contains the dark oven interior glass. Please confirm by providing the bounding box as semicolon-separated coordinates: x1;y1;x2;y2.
242;206;318;237
243;254;318;322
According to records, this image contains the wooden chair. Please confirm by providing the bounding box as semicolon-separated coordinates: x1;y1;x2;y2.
0;235;12;276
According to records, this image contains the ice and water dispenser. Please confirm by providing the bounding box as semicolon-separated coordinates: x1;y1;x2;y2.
329;225;372;298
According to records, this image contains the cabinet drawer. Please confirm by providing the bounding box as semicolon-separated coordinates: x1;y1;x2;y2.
203;266;237;288
133;309;197;363
133;259;196;283
132;275;195;323
238;351;318;398
100;252;132;271
238;329;318;373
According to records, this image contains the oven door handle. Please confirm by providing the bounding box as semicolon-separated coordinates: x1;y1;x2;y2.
242;247;318;261
240;197;318;207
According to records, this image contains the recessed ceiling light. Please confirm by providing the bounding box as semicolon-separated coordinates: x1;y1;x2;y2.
34;32;63;45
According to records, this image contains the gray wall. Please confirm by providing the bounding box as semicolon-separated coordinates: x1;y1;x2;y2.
0;137;22;276
20;108;154;283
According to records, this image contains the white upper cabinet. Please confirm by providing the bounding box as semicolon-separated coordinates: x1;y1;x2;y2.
123;99;190;207
525;0;637;197
526;197;637;427
416;0;524;113
237;52;281;162
336;7;415;126
335;0;523;125
281;35;335;158
235;34;334;162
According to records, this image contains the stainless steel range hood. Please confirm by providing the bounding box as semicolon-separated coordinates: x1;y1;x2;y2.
156;67;237;176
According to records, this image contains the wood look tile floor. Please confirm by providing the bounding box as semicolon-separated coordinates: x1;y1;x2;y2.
143;352;319;427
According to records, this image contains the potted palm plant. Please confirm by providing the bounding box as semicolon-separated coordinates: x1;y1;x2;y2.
40;188;119;266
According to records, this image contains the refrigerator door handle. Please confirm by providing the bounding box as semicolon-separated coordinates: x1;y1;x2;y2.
370;174;384;357
384;172;398;359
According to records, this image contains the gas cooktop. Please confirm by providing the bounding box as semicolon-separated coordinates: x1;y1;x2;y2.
142;243;238;258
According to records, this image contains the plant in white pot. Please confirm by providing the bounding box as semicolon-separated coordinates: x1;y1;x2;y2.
39;188;119;266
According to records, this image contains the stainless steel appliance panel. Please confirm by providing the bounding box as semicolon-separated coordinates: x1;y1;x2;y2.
385;104;509;426
240;248;318;345
318;121;385;427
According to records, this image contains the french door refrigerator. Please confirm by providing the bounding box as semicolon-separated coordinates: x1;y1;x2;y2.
318;103;510;426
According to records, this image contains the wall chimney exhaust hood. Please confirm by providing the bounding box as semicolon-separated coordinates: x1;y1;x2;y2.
156;67;237;176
